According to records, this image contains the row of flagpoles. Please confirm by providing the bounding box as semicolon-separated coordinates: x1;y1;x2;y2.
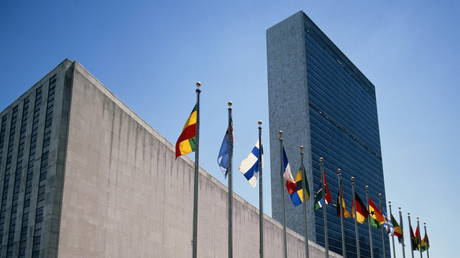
174;85;430;258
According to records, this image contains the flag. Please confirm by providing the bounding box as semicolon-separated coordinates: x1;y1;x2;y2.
420;231;429;252
175;104;197;158
352;193;369;224
410;224;419;251
368;198;385;228
297;166;310;201
314;172;331;211
281;147;300;206
415;225;422;250
336;191;351;218
322;172;332;204
314;188;324;211
282;147;296;192
288;169;310;206
391;213;403;242
217;116;233;177
383;213;394;236
239;141;262;187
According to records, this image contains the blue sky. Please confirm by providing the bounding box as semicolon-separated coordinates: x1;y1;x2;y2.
1;0;459;257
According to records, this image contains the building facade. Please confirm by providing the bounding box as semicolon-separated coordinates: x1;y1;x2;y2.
268;12;389;258
0;59;340;258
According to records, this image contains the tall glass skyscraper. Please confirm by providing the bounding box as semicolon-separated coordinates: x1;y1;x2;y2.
268;11;389;258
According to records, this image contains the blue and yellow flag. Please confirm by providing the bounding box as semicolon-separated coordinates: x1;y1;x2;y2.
287;168;310;206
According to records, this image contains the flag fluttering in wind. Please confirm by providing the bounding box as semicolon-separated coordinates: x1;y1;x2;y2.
239;141;262;187
175;104;197;158
352;193;369;224
368;198;385;227
415;225;422;250
383;213;394;236
287;169;309;206
336;191;351;218
314;172;332;211
420;231;430;252
410;224;419;251
217;116;233;177
323;172;332;204
391;213;403;243
282;147;296;191
314;188;325;211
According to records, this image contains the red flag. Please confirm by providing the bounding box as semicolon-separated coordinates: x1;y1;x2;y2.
322;172;332;204
415;225;422;249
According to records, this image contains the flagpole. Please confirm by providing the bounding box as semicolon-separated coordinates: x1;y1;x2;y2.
279;131;288;258
192;82;201;258
423;223;429;258
351;177;360;258
319;157;329;258
378;193;386;258
300;146;310;258
417;217;422;258
258;121;264;258
399;207;406;258
408;213;414;258
337;169;346;257
365;186;374;258
227;101;233;258
389;201;396;258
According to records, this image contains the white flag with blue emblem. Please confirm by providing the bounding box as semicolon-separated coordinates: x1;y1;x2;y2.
239;140;262;187
383;213;394;236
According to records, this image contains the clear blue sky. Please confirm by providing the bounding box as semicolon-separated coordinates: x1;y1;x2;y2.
1;0;459;257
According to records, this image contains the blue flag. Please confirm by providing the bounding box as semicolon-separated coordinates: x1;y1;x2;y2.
217;119;233;177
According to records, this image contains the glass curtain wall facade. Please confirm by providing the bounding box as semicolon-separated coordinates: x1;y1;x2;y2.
268;11;389;258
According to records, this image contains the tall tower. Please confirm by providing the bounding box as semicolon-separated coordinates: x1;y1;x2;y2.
268;11;389;257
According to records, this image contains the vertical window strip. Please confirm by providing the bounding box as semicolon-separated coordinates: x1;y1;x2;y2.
18;87;42;257
32;76;56;257
0;106;19;250
0;116;8;176
6;97;30;256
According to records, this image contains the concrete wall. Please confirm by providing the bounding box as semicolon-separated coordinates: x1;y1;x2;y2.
57;61;340;258
267;11;317;241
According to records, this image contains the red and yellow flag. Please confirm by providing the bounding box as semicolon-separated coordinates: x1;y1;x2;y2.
337;191;351;218
353;193;369;224
175;104;197;158
368;198;385;227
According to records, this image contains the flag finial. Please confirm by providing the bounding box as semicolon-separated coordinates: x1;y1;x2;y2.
378;193;382;197
319;156;324;162
408;212;410;216
388;200;392;204
337;168;342;175
365;185;369;191
258;120;262;126
417;217;420;221
196;82;202;87
227;101;232;107
398;206;401;210
351;176;355;182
